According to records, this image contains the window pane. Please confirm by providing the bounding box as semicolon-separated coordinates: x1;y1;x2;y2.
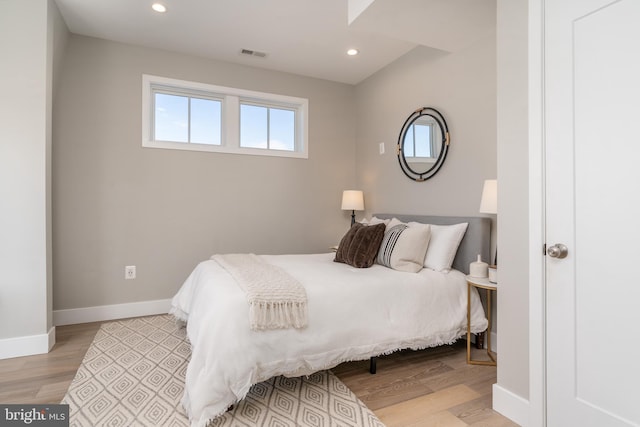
190;98;221;145
155;93;188;142
414;124;432;157
240;104;268;149
403;126;415;157
269;108;295;151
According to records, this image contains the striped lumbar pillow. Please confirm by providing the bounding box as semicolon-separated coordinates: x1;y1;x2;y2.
377;222;431;273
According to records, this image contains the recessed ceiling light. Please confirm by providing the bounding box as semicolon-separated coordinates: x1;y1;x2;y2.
347;49;359;56
152;3;167;13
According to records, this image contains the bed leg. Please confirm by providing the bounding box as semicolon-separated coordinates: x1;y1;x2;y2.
369;356;377;374
476;331;485;349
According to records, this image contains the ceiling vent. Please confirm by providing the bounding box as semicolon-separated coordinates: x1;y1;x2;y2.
240;48;267;58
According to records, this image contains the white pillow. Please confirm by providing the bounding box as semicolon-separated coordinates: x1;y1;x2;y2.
360;216;391;227
386;217;404;229
377;222;431;273
421;222;469;272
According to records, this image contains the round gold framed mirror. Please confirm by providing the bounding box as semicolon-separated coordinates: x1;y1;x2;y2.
397;107;449;182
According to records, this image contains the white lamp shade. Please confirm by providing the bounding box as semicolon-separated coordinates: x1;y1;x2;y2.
479;180;497;214
341;190;364;211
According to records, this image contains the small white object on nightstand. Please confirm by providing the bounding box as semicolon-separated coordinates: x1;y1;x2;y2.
469;254;488;278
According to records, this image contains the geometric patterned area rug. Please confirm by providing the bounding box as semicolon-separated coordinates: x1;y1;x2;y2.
62;315;385;427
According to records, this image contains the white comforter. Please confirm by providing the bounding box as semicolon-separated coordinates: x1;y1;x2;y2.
171;253;488;427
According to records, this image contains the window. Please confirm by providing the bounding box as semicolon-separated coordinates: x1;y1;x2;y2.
142;75;308;158
240;103;295;151
154;92;222;145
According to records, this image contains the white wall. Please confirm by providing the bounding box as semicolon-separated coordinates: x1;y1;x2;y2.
492;0;530;424
52;35;356;312
0;0;64;358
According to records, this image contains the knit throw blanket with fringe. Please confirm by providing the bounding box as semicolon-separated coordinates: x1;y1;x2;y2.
211;254;308;330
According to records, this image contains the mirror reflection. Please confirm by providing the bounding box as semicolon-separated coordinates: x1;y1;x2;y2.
403;115;442;166
397;107;449;182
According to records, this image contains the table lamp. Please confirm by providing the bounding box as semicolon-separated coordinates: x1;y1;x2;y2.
341;190;364;226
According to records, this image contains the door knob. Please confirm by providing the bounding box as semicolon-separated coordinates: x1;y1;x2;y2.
547;243;568;259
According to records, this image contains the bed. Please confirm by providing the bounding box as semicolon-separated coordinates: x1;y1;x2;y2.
170;214;491;427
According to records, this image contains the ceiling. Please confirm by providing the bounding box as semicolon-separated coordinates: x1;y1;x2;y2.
53;0;495;85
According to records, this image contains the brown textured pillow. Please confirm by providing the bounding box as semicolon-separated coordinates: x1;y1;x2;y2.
334;223;364;263
345;223;386;268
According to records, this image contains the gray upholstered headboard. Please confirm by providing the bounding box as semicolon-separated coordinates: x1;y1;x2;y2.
373;214;491;275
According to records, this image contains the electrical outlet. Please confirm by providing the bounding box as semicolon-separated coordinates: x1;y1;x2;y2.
125;265;136;280
379;142;385;154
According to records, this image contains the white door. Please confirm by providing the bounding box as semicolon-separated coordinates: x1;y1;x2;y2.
545;0;640;426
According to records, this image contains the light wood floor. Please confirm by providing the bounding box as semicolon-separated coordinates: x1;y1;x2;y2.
0;321;518;426
334;345;519;426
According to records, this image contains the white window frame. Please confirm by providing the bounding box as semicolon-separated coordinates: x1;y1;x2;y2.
142;74;308;159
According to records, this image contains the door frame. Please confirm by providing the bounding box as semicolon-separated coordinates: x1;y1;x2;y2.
528;0;546;426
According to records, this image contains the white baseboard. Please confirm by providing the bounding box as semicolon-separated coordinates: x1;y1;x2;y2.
48;326;56;351
493;383;530;427
53;299;172;326
3;299;170;360
0;326;56;360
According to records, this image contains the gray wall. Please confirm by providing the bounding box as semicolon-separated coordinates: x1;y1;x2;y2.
495;0;530;402
53;35;356;310
354;40;497;222
0;0;60;346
